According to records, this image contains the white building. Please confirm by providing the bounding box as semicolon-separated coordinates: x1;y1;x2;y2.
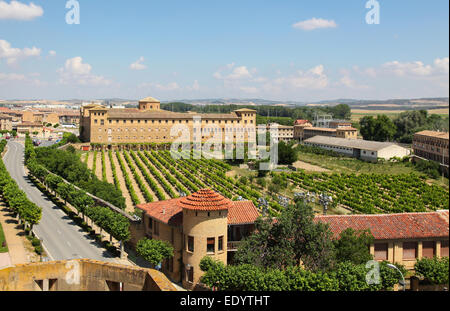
304;136;411;162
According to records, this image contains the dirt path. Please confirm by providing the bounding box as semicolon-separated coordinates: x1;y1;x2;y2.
116;152;146;209
111;152;134;212
126;152;158;202
292;160;330;172
86;151;93;170
95;152;103;181
103;151;114;185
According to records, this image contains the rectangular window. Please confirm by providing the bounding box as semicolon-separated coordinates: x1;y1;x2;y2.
374;243;388;260
188;236;194;252
422;241;435;259
187;267;193;283
147;217;152;230
441;240;449;257
403;242;418;260
218;236;223;251
153;221;159;236
207;237;215;253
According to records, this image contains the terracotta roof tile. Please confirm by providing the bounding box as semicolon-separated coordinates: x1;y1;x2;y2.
136;190;260;226
136;198;183;226
315;211;449;240
228;201;260;225
179;189;232;211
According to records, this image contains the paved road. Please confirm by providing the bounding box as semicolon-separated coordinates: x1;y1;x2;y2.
3;141;118;262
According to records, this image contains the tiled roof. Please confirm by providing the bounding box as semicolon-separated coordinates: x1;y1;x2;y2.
179;189;232;211
140;97;160;103
136;190;260;226
304;135;407;151
315;211;449;240
304;127;337;132
228;201;260;225
136;198;183;226
414;130;449;140
295;120;312;125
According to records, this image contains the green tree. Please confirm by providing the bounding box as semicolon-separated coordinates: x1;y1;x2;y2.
234;200;335;272
57;182;75;205
333;228;374;265
278;141;297;165
136;238;174;267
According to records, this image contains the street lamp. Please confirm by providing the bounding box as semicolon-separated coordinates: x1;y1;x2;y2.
386;263;406;291
319;193;333;215
258;197;269;216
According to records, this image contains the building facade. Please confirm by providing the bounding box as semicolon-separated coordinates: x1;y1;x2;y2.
413;130;449;168
80;97;257;144
316;211;449;270
304;136;411;161
135;189;259;290
0;114;12;131
300;126;358;141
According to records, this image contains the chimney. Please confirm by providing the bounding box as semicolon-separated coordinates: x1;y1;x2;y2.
162;207;166;215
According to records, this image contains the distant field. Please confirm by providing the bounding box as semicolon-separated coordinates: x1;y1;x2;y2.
351;108;449;121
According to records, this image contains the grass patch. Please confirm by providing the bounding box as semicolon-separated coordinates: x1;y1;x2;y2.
0;222;8;253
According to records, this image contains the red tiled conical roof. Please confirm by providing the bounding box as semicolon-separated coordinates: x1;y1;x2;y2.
179;189;231;211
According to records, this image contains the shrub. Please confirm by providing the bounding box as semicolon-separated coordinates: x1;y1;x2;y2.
414;257;449;285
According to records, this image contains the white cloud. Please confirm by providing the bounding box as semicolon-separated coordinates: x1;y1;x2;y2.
239;86;258;93
58;57;112;86
0;39;41;64
0;72;26;81
274;65;328;89
0;1;43;20
49;50;56;57
382;57;449;77
292;18;337;31
191;80;200;91
130;56;147;70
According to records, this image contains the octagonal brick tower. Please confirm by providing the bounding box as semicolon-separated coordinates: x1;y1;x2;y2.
180;189;229;289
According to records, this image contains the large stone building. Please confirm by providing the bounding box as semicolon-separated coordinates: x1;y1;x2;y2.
304;136;411;161
316;210;449;270
412;130;449;175
0;113;12;131
80;97;257;144
299;126;358;141
135;189;260;290
293;119;313;140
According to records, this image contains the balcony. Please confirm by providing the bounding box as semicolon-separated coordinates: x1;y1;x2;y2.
227;241;241;251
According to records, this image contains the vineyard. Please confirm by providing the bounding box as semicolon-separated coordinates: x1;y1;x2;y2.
81;148;283;214
80;148;449;215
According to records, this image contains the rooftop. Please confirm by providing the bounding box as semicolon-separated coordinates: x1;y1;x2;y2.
414;130;449;140
304;135;406;151
315;210;449;240
139;97;160;103
136;189;260;226
304;127;337;132
179;189;232;211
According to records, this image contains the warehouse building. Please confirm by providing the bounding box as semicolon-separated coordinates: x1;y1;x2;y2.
304;136;410;161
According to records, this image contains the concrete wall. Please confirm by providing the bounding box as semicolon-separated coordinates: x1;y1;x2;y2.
0;259;177;291
377;145;411;160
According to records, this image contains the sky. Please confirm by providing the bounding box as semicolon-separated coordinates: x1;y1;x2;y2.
0;0;449;101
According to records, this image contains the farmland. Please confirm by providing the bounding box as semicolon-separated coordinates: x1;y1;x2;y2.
79;148;449;216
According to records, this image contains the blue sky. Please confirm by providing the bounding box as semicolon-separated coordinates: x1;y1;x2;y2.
0;0;448;101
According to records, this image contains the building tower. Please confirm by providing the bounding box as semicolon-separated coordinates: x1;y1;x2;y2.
138;97;160;111
180;189;229;290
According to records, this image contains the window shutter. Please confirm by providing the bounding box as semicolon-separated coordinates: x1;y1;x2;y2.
374;243;388;260
422;241;435;258
403;242;418;260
